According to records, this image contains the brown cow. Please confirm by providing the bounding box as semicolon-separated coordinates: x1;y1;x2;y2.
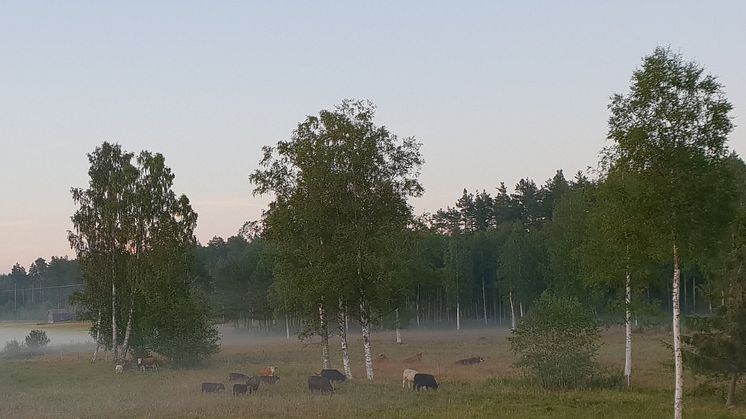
138;357;159;371
257;366;277;377
403;352;423;364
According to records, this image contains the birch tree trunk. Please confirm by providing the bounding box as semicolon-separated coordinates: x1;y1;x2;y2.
519;301;524;318
338;299;352;379
92;309;102;362
624;269;633;388
456;301;461;331
120;301;134;360
395;308;402;344
285;316;290;340
416;286;420;328
361;303;374;380
673;243;683;419
319;304;330;369
482;277;488;326
509;289;516;330
726;372;739;408
111;277;118;363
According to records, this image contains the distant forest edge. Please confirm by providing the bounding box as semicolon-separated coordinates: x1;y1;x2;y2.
0;161;733;326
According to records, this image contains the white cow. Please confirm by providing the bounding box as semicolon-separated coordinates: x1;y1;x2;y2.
402;368;419;389
115;364;124;374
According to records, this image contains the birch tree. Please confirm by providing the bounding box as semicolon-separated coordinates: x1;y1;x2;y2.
252;100;423;380
605;47;736;418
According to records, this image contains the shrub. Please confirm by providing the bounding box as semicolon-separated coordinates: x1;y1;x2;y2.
3;339;23;355
509;293;601;389
25;330;50;350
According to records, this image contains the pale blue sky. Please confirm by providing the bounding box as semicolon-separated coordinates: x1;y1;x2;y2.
1;1;745;273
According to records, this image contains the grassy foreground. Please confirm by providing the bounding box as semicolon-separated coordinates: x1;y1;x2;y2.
1;326;744;418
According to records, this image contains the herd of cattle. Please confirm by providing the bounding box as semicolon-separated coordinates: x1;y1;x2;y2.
116;353;484;396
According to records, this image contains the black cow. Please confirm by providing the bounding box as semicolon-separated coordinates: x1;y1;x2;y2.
246;376;261;393
229;372;250;382
232;383;248;396
259;375;280;384
456;356;484;366
308;375;333;394
201;382;225;393
320;369;346;382
413;373;438;391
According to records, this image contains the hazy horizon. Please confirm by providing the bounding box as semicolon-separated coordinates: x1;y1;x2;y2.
2;1;745;273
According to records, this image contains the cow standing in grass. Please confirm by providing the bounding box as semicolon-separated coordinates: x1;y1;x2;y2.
402;369;418;389
138;357;158;371
308;376;333;394
413;373;438;391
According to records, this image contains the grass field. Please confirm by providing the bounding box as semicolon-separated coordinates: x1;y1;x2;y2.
1;325;744;418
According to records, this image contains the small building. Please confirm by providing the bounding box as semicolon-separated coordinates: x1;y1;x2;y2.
47;309;72;323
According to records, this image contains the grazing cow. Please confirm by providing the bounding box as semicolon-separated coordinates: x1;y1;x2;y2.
259;375;280;384
320;369;346;382
257;366;277;377
229;372;250;382
201;382;225;393
246;376;261;393
137;356;159;371
115;364;124;374
413;373;438;391
456;356;484;366
403;352;423;364
232;383;248;396
402;368;418;389
308;375;333;394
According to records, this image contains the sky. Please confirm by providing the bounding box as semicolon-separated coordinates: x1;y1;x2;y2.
1;1;745;273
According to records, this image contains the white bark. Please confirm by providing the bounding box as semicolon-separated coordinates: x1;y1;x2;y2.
285;316;290;340
509;290;516;330
319;304;330;369
92;310;102;362
519;301;524;318
120;301;134;360
482;278;488;326
111;278;118;363
395;308;402;344
456;301;461;331
361;303;374;380
416;286;421;327
673;243;683;419
624;270;632;388
338;299;352;379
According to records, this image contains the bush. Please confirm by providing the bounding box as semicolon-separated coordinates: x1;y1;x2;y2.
509;293;601;389
3;339;23;355
25;330;50;350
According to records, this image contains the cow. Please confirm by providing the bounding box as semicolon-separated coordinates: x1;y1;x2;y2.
137;357;159;371
456;356;484;366
229;372;250;382
246;376;261;393
257;366;277;377
308;375;333;394
201;382;225;393
232;383;248;396
403;352;423;364
413;373;438;391
402;368;418;389
259;375;280;384
320;369;346;382
115;364;124;374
